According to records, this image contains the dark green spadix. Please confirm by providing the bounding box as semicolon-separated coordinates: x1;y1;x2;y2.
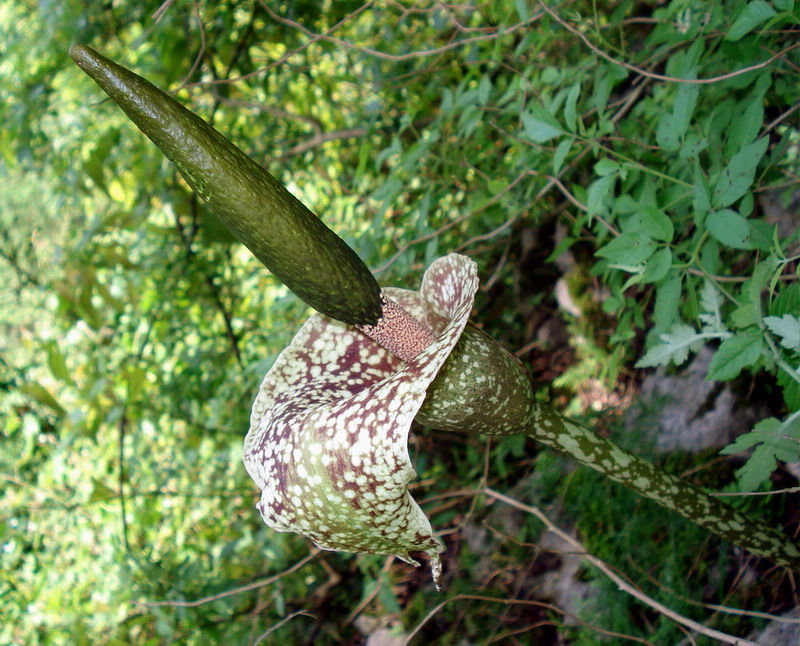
69;44;382;326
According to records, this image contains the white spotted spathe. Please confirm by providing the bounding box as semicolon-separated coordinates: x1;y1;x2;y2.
243;254;479;588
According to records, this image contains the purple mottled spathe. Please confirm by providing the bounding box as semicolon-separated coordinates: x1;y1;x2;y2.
243;254;479;588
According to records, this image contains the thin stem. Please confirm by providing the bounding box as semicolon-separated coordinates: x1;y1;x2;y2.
526;404;800;571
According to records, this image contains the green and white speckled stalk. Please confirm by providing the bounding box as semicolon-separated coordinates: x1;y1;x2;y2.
527;404;800;571
420;316;800;571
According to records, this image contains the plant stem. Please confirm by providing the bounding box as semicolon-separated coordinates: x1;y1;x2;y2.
527;403;800;571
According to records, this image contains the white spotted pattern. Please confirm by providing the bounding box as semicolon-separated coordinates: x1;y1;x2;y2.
243;254;479;588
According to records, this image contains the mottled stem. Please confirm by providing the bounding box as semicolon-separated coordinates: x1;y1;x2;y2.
528;404;800;571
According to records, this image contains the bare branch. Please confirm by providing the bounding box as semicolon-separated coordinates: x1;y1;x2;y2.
140;550;320;607
539;1;800;85
483;488;762;646
258;1;546;63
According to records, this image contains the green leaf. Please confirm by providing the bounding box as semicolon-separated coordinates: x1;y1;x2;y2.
654;273;683;330
764;314;800;351
725;1;777;42
20;382;65;416
642;247;672;284
636;207;674;242
769;283;800;317
594;158;621;176
699;281;725;330
522;113;563;142
748;219;775;252
713;137;769;208
478;75;492;104
45;340;75;385
707;330;763;381
552;139;572;175
681;133;708;160
487;179;506;195
726;95;765;153
692;164;711;223
564;82;580;131
586;174;616;215
546;235;576;263
673;82;699;131
777;367;800;410
636;323;705;368
706;209;755;249
596;233;656;266
89;478;118;502
656;112;681;153
721;416;800;491
514;0;531;20
731;301;758;328
656;82;699;151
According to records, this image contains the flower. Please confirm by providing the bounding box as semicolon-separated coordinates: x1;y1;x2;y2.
243;254;479;588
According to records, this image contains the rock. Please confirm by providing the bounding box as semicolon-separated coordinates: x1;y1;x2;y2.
749;607;799;646
528;529;598;625
626;346;767;453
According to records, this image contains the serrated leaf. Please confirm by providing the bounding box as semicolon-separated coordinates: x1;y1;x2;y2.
522;113;563;142
723;417;781;452
713;137;769;208
764;314;800;351
596;233;656;266
725;1;777;42
707;331;763;381
636;323;705;368
721;416;800;491
769;283;800;317
699;281;724;330
707;209;755;249
777;367;800;410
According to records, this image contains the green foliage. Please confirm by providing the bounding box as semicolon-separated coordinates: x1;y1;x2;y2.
1;0;798;643
722;414;800;491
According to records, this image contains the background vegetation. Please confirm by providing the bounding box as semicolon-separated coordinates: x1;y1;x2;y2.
1;0;798;644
